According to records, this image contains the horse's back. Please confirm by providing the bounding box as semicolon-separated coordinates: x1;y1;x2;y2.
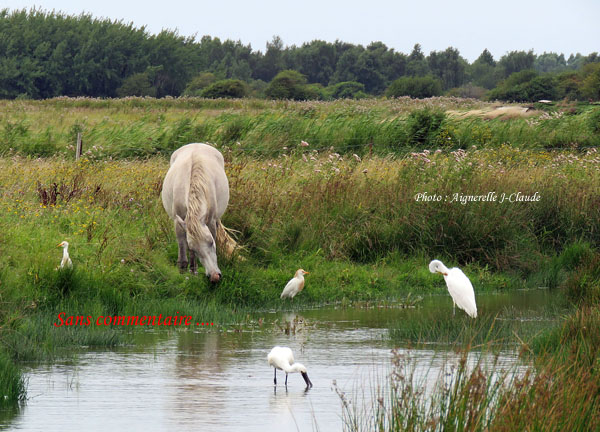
161;150;192;220
170;143;225;168
162;143;229;220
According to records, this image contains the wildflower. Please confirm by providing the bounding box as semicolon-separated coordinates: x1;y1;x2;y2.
353;154;361;162
300;140;310;147
362;169;368;174
302;154;308;162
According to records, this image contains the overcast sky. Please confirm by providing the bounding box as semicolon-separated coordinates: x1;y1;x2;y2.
2;0;599;62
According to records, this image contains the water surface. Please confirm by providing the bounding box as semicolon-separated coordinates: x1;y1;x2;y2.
3;289;558;431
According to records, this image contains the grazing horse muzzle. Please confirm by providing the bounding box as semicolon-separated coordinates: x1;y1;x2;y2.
208;272;222;283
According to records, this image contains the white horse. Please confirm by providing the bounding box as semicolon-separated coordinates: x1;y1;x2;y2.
161;143;237;282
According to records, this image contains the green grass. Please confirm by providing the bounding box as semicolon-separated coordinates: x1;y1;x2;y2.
1;98;599;159
338;339;600;431
0;350;25;406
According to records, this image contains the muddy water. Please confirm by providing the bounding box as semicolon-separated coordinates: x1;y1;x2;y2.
4;289;557;431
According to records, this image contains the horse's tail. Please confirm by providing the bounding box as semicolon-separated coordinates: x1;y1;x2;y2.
216;220;245;260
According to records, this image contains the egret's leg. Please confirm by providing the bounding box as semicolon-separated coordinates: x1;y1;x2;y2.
285;373;288;386
453;301;456;317
274;368;277;385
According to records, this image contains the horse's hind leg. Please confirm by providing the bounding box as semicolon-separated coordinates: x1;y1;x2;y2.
175;220;188;272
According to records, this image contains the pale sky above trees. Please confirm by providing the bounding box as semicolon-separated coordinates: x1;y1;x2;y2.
3;0;599;61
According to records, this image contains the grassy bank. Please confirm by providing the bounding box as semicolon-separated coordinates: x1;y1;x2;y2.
340;251;600;431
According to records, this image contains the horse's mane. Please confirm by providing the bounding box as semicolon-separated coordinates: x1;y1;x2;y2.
187;154;212;241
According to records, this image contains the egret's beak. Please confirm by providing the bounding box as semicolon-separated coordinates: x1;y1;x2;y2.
301;371;313;388
304;271;310;275
57;242;63;247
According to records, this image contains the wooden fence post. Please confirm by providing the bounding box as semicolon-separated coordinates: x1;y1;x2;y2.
76;132;83;161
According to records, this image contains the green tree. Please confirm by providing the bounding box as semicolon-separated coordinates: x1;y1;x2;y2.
116;72;157;97
289;40;337;86
469;49;500;89
535;52;567;73
406;44;429;76
427;47;468;90
498;50;535;78
253;36;286;82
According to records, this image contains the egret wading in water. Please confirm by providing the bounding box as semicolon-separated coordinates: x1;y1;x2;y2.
268;346;313;388
429;260;477;318
280;269;309;300
57;241;72;269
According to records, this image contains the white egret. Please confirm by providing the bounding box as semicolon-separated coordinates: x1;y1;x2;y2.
267;346;313;388
429;260;477;318
280;269;309;300
57;241;73;269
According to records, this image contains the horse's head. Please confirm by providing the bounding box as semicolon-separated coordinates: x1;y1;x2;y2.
176;215;221;283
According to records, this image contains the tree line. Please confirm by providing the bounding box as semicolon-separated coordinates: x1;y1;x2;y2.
0;8;599;101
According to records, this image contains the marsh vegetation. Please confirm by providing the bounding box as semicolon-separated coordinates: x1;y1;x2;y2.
0;97;598;428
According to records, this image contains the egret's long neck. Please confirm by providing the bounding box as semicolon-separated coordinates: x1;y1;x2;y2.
62;247;69;259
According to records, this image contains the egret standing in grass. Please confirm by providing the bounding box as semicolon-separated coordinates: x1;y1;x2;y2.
429;260;477;318
268;346;313;388
57;241;72;269
280;269;309;300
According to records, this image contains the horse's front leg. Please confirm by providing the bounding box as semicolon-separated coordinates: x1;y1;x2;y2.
175;220;188;272
189;249;198;275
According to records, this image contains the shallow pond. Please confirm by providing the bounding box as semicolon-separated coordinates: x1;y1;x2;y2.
3;289;559;431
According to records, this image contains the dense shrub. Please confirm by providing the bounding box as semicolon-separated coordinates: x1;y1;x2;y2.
386;75;443;98
580;63;600;100
201;79;248;99
487;70;558;102
326;81;367;99
183;73;218;96
265;70;312;100
406;108;446;146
